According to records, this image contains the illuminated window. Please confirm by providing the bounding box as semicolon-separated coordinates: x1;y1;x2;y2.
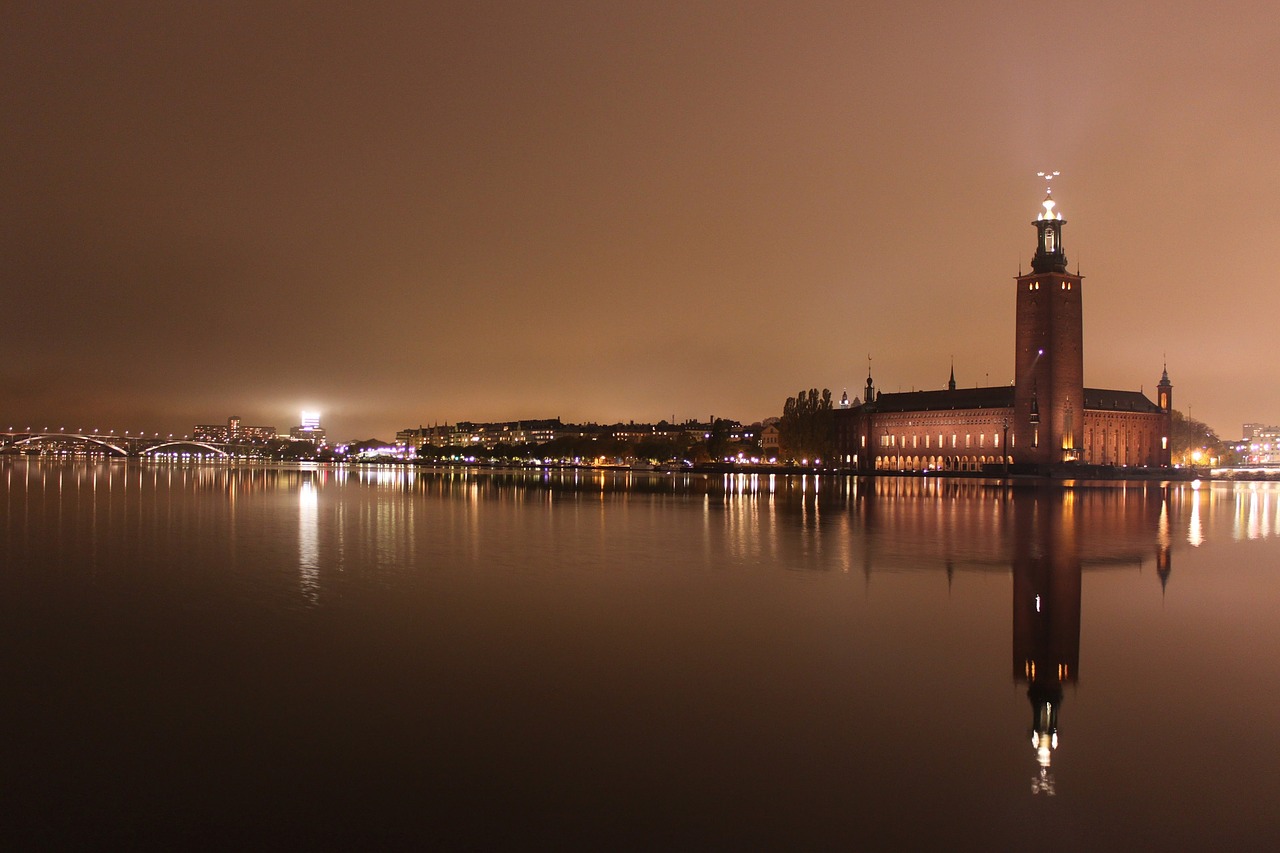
951;434;957;448
1045;228;1055;252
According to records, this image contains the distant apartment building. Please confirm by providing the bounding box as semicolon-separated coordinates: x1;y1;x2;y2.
1243;423;1279;441
611;423;657;442
395;424;465;448
397;419;563;451
394;427;431;452
676;418;745;442
1240;423;1280;464
193;416;277;443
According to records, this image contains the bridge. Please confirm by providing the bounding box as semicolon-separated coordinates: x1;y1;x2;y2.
0;431;234;458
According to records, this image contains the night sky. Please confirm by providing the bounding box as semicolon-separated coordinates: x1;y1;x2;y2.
4;2;1277;440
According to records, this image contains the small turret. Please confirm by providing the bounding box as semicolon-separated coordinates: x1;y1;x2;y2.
1157;363;1172;413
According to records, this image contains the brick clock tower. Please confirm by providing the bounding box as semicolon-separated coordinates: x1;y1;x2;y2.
1013;174;1084;468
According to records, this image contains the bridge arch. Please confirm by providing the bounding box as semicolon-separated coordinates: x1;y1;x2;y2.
140;441;229;458
11;434;128;456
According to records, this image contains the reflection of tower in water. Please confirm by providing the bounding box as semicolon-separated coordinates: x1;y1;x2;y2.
1012;490;1081;796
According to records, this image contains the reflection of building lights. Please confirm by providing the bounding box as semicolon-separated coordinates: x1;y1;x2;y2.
298;480;319;603
1188;486;1204;547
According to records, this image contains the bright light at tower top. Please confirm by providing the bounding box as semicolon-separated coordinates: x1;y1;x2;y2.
1037;170;1062;221
300;410;321;429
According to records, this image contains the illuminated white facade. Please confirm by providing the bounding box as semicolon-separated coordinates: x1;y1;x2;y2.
290;410;327;445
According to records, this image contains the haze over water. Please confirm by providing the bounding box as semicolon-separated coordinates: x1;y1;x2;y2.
2;461;1277;848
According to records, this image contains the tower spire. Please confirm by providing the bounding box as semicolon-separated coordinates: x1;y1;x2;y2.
1032;171;1068;274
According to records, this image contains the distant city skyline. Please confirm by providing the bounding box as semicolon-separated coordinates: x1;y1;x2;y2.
4;3;1277;440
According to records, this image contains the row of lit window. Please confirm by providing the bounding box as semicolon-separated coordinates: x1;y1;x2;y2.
878;415;1008;426
876;432;1009;449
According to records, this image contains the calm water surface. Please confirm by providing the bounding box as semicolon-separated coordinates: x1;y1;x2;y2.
2;461;1278;849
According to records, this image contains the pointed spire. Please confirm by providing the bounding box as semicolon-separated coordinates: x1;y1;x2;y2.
948;358;956;391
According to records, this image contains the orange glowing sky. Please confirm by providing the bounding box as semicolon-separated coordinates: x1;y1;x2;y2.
4;2;1278;439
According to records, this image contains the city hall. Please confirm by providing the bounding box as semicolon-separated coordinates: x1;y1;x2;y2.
833;180;1172;475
